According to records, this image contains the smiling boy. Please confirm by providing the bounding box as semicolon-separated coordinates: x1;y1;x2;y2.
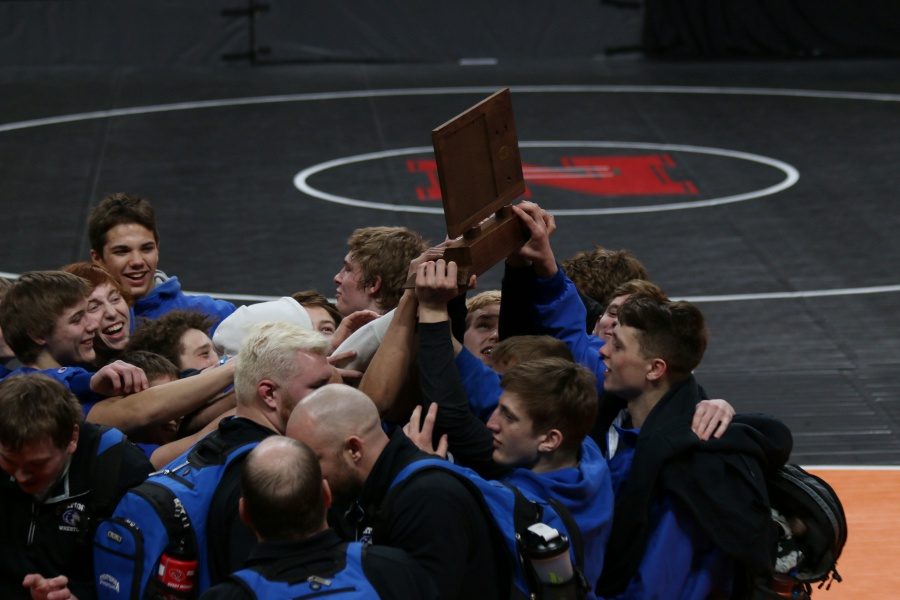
88;193;235;328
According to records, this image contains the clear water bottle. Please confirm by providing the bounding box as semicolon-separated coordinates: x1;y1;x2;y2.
524;522;574;585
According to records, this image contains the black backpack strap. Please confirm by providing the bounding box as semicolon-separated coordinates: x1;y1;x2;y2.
547;497;585;572
89;426;126;517
509;484;543;593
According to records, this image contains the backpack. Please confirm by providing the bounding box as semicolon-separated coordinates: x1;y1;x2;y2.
88;426;130;519
230;542;379;599
385;458;589;600
753;464;848;599
93;430;263;599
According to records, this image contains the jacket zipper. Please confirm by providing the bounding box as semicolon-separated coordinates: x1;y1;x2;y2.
27;502;37;545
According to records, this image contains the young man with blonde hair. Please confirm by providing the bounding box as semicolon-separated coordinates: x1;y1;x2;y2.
333;226;427;316
462;290;501;366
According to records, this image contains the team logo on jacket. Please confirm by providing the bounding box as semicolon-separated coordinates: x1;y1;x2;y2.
58;501;86;532
359;526;374;546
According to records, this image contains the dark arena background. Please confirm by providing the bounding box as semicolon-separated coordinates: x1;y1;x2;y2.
1;2;899;592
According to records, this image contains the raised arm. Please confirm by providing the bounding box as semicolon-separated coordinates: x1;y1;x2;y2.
85;360;235;433
416;259;506;479
358;245;446;421
357;289;419;421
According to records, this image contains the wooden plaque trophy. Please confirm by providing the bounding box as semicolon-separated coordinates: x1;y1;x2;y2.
431;88;528;284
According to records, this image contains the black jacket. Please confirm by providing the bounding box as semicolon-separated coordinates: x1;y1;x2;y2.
0;423;152;600
597;376;793;597
200;529;439;599
340;431;506;600
205;417;278;585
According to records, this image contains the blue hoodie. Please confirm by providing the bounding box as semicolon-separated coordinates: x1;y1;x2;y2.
505;438;614;600
1;366;102;415
133;273;236;331
604;416;733;599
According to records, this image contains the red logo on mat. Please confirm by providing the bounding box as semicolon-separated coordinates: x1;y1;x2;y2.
407;154;698;201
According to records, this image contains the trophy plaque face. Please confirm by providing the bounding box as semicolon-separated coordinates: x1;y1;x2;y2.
432;88;526;239
413;88;528;286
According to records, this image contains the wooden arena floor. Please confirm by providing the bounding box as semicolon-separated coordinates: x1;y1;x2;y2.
808;468;900;598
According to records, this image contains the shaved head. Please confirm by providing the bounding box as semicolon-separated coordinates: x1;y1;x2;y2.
287;383;382;442
286;384;387;507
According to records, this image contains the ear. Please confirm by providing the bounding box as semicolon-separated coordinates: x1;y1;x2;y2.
345;436;364;464
367;275;382;297
538;428;564;454
238;497;251;527
27;331;47;347
646;357;668;382
89;248;106;265
321;479;333;510
67;424;80;455
257;379;278;410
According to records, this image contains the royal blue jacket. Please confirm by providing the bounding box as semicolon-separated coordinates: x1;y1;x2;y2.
455;267;608;421
454;347;502;422
532;267;606;395
1;366;102;414
603;417;733;599
418;321;614;597
505;438;614;599
133;274;236;331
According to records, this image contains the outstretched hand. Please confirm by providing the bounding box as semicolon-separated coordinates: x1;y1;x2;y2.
90;360;149;397
511;201;558;277
692;398;735;441
403;403;449;458
327;350;363;385
329;309;380;352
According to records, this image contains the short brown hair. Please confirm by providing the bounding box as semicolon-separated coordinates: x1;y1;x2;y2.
127;310;214;369
118;350;180;382
347;226;427;312
0;271;91;364
490;335;573;373
241;437;325;540
0;374;83;451
618;296;708;381
291;290;342;327
609;279;668;303
87;193;159;255
562;246;648;309
61;261;133;305
501;357;597;455
0;277;13;303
